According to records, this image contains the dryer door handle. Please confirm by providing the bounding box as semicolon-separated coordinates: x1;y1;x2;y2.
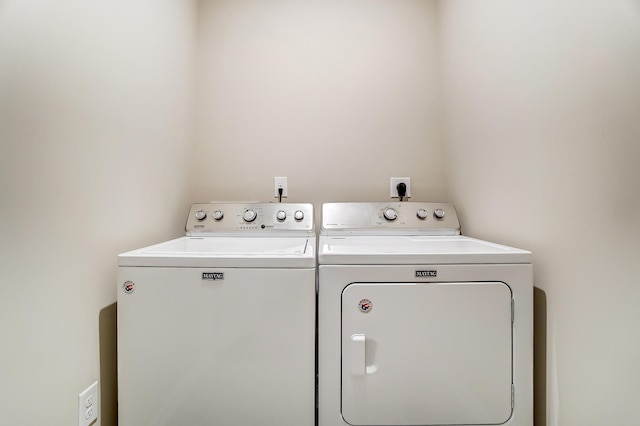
350;334;366;376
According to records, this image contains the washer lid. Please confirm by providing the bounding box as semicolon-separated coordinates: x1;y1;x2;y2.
118;236;316;268
318;235;531;265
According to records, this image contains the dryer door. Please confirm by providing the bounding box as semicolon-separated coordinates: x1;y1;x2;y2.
341;282;513;426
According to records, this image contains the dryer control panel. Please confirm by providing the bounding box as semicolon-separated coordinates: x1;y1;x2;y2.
321;202;460;235
186;203;314;235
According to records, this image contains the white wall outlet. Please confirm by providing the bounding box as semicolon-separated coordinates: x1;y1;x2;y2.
274;177;288;199
390;177;411;199
78;381;99;426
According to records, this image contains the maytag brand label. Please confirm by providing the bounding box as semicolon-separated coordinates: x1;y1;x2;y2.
202;272;224;281
415;270;437;278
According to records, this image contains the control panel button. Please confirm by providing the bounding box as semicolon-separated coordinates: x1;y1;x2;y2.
434;208;445;219
294;210;304;221
242;209;257;222
212;210;224;221
276;210;287;221
383;208;398;221
195;210;207;221
416;209;428;220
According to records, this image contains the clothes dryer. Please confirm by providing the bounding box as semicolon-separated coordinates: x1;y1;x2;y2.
117;203;316;426
318;202;533;426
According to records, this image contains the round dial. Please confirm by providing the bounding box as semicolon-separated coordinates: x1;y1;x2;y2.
195;210;207;221
276;210;287;221
212;210;224;221
416;209;428;220
383;208;398;221
242;209;257;222
434;208;445;219
294;210;304;221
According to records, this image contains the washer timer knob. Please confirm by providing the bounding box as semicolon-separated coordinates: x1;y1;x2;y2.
243;209;257;222
383;208;398;221
276;210;287;221
294;210;304;221
416;209;428;220
212;210;224;221
195;210;207;221
434;208;445;219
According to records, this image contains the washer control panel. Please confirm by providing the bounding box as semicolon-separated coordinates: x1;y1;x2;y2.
321;202;460;235
186;203;314;234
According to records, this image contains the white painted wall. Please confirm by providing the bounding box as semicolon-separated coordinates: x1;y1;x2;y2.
439;1;640;425
195;0;446;205
0;1;196;424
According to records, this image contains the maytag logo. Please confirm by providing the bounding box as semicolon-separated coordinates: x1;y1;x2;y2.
415;270;437;278
202;272;224;281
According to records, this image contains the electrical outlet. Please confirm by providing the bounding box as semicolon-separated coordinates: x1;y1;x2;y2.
390;177;411;199
274;177;288;199
78;381;98;426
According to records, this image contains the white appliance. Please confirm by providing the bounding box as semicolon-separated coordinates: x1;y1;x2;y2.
318;202;533;426
117;203;316;426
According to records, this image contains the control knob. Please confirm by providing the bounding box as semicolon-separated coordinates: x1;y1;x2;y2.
276;210;287;221
212;210;224;221
416;209;428;220
243;209;257;222
434;208;445;219
383;208;398;221
195;210;207;221
294;210;304;221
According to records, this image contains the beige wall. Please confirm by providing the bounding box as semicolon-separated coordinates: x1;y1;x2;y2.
194;0;446;205
2;1;640;425
439;1;640;425
0;0;197;424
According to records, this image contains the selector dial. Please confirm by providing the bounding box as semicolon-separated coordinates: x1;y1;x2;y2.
416;209;428;220
242;209;257;223
434;208;445;219
212;210;224;221
195;210;207;221
383;208;398;221
294;210;304;221
276;210;287;221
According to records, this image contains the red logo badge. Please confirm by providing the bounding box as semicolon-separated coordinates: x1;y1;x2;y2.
123;281;135;294
358;299;372;313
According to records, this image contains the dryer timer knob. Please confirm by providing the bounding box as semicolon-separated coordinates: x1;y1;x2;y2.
384;208;398;221
434;208;445;219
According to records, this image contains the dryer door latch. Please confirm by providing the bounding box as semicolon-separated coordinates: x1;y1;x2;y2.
351;334;366;376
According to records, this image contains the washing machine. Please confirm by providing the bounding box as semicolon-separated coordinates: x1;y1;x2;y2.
117;202;316;426
317;202;533;426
